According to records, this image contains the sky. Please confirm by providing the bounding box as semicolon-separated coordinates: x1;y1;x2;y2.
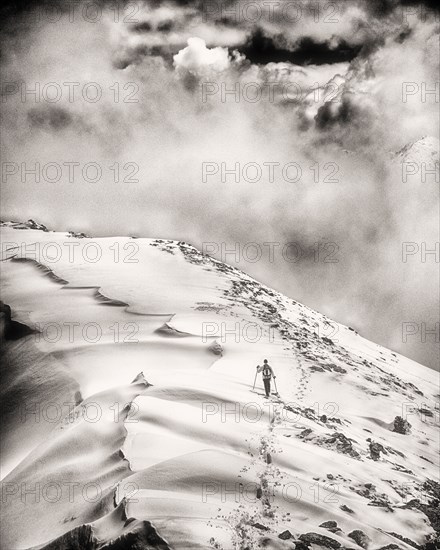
0;0;439;370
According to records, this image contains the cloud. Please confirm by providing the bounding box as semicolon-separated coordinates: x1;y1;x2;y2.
237;29;363;66
173;37;231;76
27;106;74;131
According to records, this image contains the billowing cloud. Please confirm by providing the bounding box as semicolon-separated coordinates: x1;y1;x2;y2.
173;37;231;76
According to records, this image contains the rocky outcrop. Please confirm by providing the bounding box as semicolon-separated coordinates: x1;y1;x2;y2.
340;504;355;514
392;416;411;434
351;484;393;511
402;498;440;533
0;302;35;341
368;440;387;461
38;524;96;549
299;532;341;549
208;339;223;355
319;520;341;533
39;519;171;549
348;529;371;548
68;231;89;238
324;432;360;459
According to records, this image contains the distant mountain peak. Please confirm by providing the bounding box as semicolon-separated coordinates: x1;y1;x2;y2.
392;135;440;164
1;219;49;232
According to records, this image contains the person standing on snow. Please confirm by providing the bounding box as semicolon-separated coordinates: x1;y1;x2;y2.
257;359;276;397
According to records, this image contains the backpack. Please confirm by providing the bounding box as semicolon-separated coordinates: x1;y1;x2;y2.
262;366;271;379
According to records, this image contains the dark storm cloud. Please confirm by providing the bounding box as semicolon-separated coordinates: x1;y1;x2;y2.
27;106;74;131
315;96;361;129
0;0;39;20
0;0;79;23
407;0;439;10
395;27;413;42
238;29;363;66
132;21;153;32
113;43;179;68
366;0;440;16
157;19;174;31
131;20;175;35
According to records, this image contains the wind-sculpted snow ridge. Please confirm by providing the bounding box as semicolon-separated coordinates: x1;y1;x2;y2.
0;223;439;550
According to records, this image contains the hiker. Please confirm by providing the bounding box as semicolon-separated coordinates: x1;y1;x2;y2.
257;359;276;397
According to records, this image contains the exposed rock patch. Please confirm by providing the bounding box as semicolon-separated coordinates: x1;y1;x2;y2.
299;532;341;549
392;416;412;435
348;529;371;548
319;520;341;533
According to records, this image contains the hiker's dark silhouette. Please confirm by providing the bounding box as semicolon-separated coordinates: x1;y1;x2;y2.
257;359;276;397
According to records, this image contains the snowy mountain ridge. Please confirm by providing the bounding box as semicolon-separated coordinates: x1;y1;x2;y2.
0;222;439;550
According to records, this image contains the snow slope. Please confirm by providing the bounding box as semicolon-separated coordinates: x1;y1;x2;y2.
391;136;440;167
0;221;438;550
